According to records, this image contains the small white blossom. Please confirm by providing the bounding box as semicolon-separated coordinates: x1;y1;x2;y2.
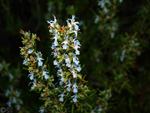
47;15;57;28
73;40;81;55
119;0;123;3
8;73;13;79
62;36;69;50
5;90;9;97
72;70;77;78
65;79;71;92
57;69;64;77
28;71;34;80
7;99;11;107
110;32;115;38
71;94;78;103
76;66;81;72
17;105;21;110
58;92;65;102
36;52;44;67
120;49;126;62
59;77;65;86
28;49;33;54
51;44;55;50
72;82;78;93
73;55;80;65
23;58;29;65
53;60;58;66
97;105;102;113
42;69;49;80
31;79;36;90
13;97;17;103
95;15;99;24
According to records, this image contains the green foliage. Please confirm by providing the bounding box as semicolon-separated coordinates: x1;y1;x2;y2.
0;0;150;113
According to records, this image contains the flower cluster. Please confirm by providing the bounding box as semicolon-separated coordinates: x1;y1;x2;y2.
20;16;97;112
95;0;123;38
120;35;140;62
20;31;56;112
5;86;23;110
0;61;23;111
20;31;52;89
47;15;85;103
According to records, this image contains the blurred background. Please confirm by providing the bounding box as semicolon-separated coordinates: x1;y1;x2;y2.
0;0;150;112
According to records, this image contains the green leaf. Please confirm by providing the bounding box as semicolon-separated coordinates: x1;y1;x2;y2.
59;57;64;63
72;104;74;113
77;74;82;79
45;101;49;107
87;103;92;109
64;72;71;82
21;37;24;40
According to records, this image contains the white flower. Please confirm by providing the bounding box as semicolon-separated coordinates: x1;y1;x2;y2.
5;90;9;97
53;30;59;46
65;56;71;64
66;20;72;30
7;99;11;107
95;15;99;24
39;109;44;113
36;52;44;67
9;73;13;79
76;66;81;72
75;50;80;55
98;0;105;8
72;70;77;78
51;44;55;50
58;92;65;102
57;69;64;77
62;36;69;50
19;100;23;104
73;40;81;55
28;71;34;80
62;43;68;50
74;24;79;31
65;55;71;67
120;49;126;62
31;79;36;90
62;40;69;49
17;105;21;110
53;60;58;66
97;105;102;113
110;32;115;38
54;39;58;46
23;59;27;65
119;0;123;3
42;70;49;80
66;63;71;68
28;49;33;54
71;94;78;103
47;15;57;28
16;91;21;97
73;55;80;65
52;49;59;57
98;0;110;8
104;7;108;14
72;82;78;93
66;79;71;92
66;15;79;36
23;58;30;65
13;97;17;103
59;77;65;85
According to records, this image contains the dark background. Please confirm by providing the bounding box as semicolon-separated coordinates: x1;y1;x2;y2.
0;0;150;113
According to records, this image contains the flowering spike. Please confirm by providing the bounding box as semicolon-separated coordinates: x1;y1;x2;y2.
48;15;83;103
